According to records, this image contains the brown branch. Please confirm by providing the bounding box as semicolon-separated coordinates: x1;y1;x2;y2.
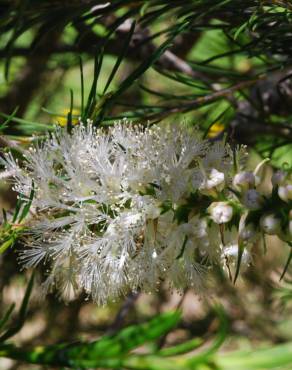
107;291;139;335
143;78;263;122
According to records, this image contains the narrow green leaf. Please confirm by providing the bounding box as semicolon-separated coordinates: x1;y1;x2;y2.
176;236;188;259
18;272;34;321
157;337;203;357
234;241;244;284
85;49;104;120
67;89;74;134
68;311;181;363
12;196;23;223
0;304;15;332
114;35;177;98
233;21;248;40
18;183;34;223
103;20;136;95
0;237;14;255
0;272;34;342
79;56;85;117
0;107;19;131
217;342;292;369
0;113;52;132
280;247;292;281
4;0;30;80
123;354;183;370
2;209;7;224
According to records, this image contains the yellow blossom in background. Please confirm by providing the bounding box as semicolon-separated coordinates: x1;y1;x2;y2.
207;122;225;138
54;108;80;127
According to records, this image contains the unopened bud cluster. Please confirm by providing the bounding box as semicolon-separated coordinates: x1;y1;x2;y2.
1;122;291;304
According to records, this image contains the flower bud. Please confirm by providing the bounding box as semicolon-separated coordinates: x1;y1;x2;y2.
145;203;161;219
243;189;263;210
152;250;158;259
233;171;255;191
260;213;281;235
199;168;225;196
271;170;287;187
222;244;251;266
208;201;233;224
278;184;292;203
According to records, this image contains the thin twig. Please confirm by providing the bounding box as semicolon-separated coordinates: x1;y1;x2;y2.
107;291;140;335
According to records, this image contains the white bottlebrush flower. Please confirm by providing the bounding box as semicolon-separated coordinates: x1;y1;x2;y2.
1;120;271;304
3;121;223;304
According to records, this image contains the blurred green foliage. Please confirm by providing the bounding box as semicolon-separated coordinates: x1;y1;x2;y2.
1;289;292;370
0;0;291;166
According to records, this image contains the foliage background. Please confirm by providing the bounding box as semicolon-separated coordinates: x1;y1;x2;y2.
0;1;292;369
